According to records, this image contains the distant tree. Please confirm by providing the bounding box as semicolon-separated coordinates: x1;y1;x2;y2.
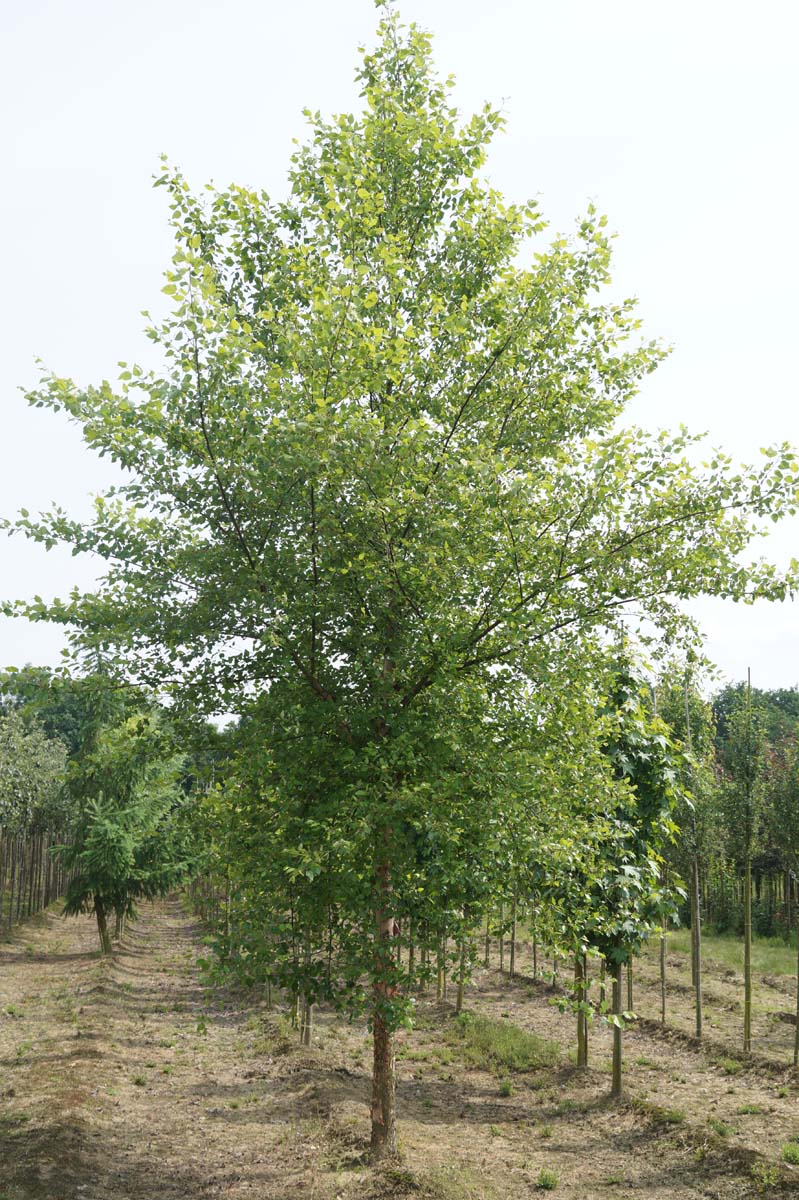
60;709;189;954
578;664;683;1099
0;710;67;832
770;729;799;1064
656;664;717;1039
719;678;768;1055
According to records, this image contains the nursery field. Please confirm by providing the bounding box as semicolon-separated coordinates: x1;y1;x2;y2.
3;902;799;1200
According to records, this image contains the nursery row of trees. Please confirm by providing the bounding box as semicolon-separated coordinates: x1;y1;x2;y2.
4;10;799;1158
0;668;194;952
0;703;71;929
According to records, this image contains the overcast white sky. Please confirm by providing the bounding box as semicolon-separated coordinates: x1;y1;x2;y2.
1;0;797;688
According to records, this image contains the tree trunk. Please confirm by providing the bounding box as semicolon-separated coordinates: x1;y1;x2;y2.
300;998;313;1046
370;1002;397;1159
483;911;490;968
626;959;633;1013
794;917;799;1070
611;960;623;1100
456;934;466;1015
693;854;703;1041
660;915;667;1025
370;845;398;1161
744;855;752;1055
509;892;517;978
498;900;504;972
95;895;112;955
575;955;587;1068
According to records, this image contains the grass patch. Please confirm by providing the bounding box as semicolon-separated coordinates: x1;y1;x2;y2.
751;1161;781;1192
420;1164;497;1199
448;1011;559;1073
648;1106;685;1126
708;1117;731;1137
716;1056;743;1076
536;1168;559;1190
668;929;797;977
737;1103;765;1114
782;1142;799;1165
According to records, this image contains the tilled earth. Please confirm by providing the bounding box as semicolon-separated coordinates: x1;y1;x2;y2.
1;902;799;1199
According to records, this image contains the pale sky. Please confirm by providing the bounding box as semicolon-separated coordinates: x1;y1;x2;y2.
1;0;798;688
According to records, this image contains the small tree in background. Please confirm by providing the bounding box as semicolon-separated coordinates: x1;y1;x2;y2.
587;664;684;1100
60;710;189;954
770;729;799;1065
720;675;768;1055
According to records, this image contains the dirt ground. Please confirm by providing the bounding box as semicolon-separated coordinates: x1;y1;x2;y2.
2;902;799;1200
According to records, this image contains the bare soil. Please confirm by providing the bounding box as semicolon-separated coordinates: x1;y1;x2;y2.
2;902;799;1199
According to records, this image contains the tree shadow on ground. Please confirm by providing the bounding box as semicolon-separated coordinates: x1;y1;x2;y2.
0;1109;219;1200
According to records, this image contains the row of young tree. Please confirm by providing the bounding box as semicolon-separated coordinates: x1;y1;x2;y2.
0;668;194;952
190;664;799;1100
4;9;799;1159
0;705;70;929
657;674;799;1061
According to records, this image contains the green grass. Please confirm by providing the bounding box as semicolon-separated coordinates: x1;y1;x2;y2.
667;929;798;977
420;1164;497;1200
782;1142;799;1165
649;1106;685;1126
449;1011;559;1073
536;1168;559;1190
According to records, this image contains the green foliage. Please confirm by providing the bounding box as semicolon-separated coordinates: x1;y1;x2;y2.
719;688;768;862
782;1142;799;1165
543;659;686;987
751;1161;780;1193
0;665;90;756
58;696;190;948
0;710;67;831
535;1168;559;1190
